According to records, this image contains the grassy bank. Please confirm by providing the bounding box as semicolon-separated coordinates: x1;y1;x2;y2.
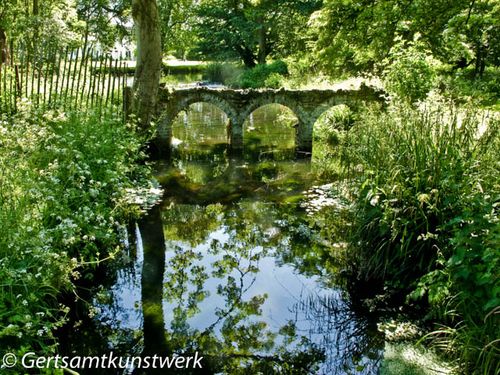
0;103;158;370
327;100;500;373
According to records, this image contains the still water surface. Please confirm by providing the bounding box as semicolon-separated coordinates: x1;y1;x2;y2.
60;103;383;374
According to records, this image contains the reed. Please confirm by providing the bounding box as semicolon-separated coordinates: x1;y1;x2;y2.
340;101;500;373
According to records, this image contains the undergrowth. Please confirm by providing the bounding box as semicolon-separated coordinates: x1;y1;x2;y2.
0;102;158;371
336;100;499;374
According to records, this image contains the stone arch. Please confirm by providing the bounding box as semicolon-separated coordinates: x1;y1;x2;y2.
239;95;301;127
240;96;319;157
239;101;299;156
173;95;238;123
309;97;355;127
156;92;239;156
159;93;238;134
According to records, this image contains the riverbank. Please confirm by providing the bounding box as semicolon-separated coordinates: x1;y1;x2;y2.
0;104;158;370
330;99;499;374
1;81;497;374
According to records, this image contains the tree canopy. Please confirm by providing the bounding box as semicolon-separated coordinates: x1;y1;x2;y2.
158;0;198;58
195;0;322;67
0;0;82;53
311;0;500;76
2;0;497;77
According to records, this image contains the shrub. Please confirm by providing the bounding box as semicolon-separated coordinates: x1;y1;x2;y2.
437;66;500;107
203;62;242;85
383;40;437;103
238;60;289;89
263;72;284;89
0;104;156;367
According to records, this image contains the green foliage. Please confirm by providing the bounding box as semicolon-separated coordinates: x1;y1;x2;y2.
340;101;500;373
203;62;243;85
0;105;155;365
1;0;83;49
383;40;437;103
195;0;321;67
311;0;416;74
158;0;199;58
313;0;500;77
238;60;289;89
344;102;497;287
76;0;130;50
263;72;285;89
442;0;500;77
312;105;354;179
163;61;206;75
437;66;500;108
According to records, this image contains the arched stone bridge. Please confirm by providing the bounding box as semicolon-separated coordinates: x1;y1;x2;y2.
156;84;384;157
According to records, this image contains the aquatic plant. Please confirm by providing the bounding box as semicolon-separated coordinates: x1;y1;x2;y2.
340;100;500;373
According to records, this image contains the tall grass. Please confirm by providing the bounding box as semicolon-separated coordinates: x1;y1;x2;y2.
202;62;242;85
339;101;499;373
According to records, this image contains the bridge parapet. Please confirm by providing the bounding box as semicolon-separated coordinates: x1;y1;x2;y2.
155;84;385;157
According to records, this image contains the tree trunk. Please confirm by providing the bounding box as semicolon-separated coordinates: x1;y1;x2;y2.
474;42;484;78
0;28;9;66
257;16;267;65
32;0;39;48
132;0;162;130
235;44;256;68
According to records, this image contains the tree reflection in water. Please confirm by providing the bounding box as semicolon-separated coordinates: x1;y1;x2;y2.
129;200;382;374
62;103;385;374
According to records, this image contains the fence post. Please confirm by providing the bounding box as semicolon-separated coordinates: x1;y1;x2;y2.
123;86;133;121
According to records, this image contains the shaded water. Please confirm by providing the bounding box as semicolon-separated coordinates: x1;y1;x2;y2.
59;103;384;374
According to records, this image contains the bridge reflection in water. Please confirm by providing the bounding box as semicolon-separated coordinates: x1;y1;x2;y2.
58;99;385;374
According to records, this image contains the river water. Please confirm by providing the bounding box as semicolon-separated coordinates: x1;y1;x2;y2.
59;103;384;374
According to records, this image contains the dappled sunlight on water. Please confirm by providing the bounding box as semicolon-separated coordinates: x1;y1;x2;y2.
59;102;384;374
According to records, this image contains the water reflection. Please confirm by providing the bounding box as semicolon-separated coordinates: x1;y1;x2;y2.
139;205;169;358
90;199;383;373
171;103;297;161
60;102;383;374
100;198;383;374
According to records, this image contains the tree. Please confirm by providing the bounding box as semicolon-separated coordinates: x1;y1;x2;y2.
195;0;321;68
0;28;8;65
131;0;162;130
312;0;499;77
76;0;131;51
443;0;500;76
158;0;198;59
0;0;82;57
0;0;29;63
